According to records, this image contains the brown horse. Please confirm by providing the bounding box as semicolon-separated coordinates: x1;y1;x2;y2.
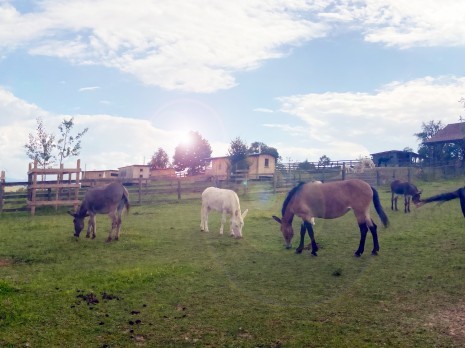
68;182;130;242
390;180;422;213
272;179;389;257
417;186;465;217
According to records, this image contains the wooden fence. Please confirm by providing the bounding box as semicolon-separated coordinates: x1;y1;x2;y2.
1;163;465;215
27;159;81;215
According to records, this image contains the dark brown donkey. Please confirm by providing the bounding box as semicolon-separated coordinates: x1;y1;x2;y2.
68;182;130;242
390;180;422;213
272;179;389;257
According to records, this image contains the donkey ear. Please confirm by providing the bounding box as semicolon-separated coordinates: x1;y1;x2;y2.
241;209;248;219
272;215;282;224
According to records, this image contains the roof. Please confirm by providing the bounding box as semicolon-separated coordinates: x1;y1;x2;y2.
370;150;418;156
423;122;465;144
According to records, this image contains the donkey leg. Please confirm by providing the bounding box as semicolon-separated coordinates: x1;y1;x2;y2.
304;221;318;256
115;214;122;240
404;195;409;213
394;196;398;211
368;220;379;255
86;215;96;239
106;212;117;242
219;210;226;235
200;205;206;231
354;223;368;257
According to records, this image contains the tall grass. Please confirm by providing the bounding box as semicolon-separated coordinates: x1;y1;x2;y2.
1;179;465;347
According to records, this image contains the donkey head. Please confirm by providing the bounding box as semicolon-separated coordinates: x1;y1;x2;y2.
67;210;87;237
272;215;294;249
412;189;422;205
230;209;248;238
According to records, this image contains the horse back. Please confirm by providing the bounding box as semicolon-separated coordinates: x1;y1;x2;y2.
293;179;372;219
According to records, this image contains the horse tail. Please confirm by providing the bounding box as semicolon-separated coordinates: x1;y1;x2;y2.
371;186;389;227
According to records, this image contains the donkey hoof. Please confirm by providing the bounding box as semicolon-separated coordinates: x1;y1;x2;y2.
85;235;90;238
311;251;318;257
295;248;303;254
92;235;96;240
354;252;362;257
371;251;379;256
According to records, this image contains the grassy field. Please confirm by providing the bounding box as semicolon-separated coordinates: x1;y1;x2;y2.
1;179;465;347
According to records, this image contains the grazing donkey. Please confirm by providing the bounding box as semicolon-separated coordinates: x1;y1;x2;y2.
390;180;422;213
68;182;129;242
200;187;248;238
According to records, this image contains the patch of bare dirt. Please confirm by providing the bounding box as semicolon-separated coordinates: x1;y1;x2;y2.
427;303;465;345
0;259;12;267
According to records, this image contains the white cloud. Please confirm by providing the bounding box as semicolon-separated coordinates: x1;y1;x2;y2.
78;86;100;92
274;76;465;161
325;0;465;48
1;0;328;93
0;87;218;180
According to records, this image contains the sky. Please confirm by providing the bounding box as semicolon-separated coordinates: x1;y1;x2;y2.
1;0;465;181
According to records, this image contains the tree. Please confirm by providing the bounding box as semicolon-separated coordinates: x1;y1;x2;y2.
56;117;88;165
247;141;280;159
228;137;249;172
25;117;56;169
318;155;331;167
172;131;212;175
298;159;315;171
149;148;170;170
414;120;444;161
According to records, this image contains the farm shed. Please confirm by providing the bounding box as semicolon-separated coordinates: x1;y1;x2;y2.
371;150;419;167
82;169;118;180
149;168;176;178
205;153;276;180
422;122;465;165
118;164;150;180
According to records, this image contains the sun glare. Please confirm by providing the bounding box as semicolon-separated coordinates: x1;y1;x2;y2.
175;130;192;146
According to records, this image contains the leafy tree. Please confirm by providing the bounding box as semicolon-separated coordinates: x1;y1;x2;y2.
318;155;331;167
247;141;280;159
149;148;170;170
25;117;56;169
298;159;315;171
56;117;88;165
414;120;445;161
172;131;212;175
228;137;249;172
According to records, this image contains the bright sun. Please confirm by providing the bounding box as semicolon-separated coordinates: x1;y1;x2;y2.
175;130;192;146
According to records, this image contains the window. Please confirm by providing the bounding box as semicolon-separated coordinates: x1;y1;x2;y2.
264;158;269;168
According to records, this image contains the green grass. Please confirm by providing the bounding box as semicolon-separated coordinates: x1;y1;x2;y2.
1;179;465;347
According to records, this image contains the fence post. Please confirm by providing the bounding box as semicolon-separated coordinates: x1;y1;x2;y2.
273;172;277;194
138;177;142;204
407;168;411;183
177;179;181;200
30;160;38;216
0;170;5;213
342;163;346;181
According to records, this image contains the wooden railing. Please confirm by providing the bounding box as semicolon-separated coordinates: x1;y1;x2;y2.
27;159;82;215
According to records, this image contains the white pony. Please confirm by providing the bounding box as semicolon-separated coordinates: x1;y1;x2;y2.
200;187;248;238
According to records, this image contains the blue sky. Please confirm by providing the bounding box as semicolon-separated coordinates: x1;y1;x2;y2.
1;0;465;180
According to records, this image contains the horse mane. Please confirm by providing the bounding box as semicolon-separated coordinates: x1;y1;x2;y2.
282;182;306;217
